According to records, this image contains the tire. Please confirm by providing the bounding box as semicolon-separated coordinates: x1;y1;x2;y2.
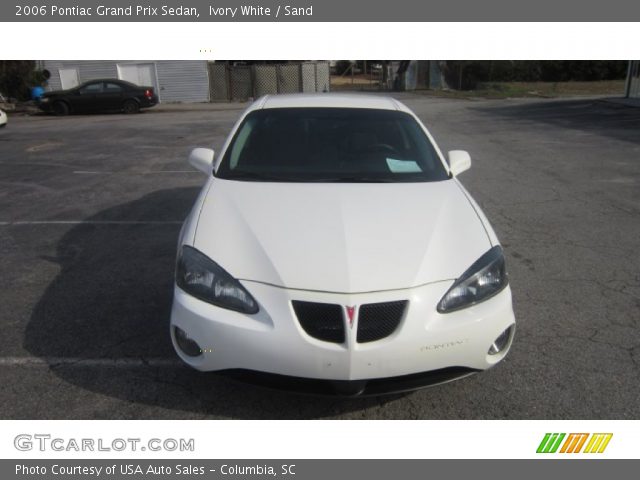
122;100;140;114
52;101;69;116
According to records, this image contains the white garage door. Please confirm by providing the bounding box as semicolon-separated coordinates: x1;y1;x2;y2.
59;68;80;89
117;63;160;100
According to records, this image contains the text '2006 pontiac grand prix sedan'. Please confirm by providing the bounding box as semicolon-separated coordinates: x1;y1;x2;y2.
170;94;516;396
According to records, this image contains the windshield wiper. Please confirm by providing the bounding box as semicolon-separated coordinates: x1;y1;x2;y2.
222;171;300;182
308;176;398;183
222;172;403;183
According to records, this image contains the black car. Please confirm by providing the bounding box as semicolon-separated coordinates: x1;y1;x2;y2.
38;79;159;115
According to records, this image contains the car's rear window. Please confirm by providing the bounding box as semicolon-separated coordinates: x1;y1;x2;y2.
216;107;449;183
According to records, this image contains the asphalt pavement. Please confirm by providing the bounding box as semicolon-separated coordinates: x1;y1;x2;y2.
0;94;638;419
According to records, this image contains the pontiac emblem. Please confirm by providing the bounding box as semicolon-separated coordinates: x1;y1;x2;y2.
346;306;356;328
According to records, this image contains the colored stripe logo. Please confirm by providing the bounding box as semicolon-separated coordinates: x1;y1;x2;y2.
537;433;612;453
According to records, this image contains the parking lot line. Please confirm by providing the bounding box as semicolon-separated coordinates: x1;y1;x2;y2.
0;357;182;367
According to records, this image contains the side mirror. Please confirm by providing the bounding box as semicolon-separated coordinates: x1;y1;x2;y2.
188;148;215;175
447;150;471;176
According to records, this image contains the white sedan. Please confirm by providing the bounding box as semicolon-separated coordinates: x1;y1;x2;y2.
0;109;7;128
171;94;515;395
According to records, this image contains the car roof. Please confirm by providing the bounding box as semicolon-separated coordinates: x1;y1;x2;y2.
257;93;412;113
77;79;137;87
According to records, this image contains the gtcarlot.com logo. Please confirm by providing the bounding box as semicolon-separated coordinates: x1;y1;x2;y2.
536;433;613;454
14;434;195;452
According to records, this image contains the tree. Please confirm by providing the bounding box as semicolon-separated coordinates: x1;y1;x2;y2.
0;61;44;101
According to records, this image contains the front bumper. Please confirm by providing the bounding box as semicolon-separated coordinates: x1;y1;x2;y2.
170;280;515;391
36;100;52;112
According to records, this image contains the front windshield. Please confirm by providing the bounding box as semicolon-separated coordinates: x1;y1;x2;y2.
216;107;450;183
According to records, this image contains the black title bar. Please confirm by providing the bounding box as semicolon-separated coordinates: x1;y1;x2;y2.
3;460;640;480
5;0;640;22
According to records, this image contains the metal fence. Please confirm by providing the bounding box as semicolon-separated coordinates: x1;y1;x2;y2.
209;62;331;101
626;60;640;98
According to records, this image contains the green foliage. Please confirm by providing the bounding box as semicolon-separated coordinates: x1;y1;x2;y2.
442;61;628;90
0;60;41;101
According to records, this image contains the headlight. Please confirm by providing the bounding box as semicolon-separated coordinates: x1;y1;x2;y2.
437;246;508;313
39;97;50;103
176;246;259;314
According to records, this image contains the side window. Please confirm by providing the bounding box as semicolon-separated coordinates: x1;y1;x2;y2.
79;83;104;95
104;83;123;93
229;117;257;169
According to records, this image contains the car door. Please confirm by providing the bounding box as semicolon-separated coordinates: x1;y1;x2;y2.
100;82;126;111
74;82;104;113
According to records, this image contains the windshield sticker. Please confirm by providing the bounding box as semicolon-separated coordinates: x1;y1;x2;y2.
386;158;423;173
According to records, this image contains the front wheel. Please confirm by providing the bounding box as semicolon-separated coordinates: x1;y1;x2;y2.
52;101;69;116
122;100;140;114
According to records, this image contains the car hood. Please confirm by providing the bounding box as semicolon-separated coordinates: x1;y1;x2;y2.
193;179;492;293
42;90;70;97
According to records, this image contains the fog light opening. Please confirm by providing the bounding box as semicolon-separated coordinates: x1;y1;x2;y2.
488;325;514;355
174;326;203;357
